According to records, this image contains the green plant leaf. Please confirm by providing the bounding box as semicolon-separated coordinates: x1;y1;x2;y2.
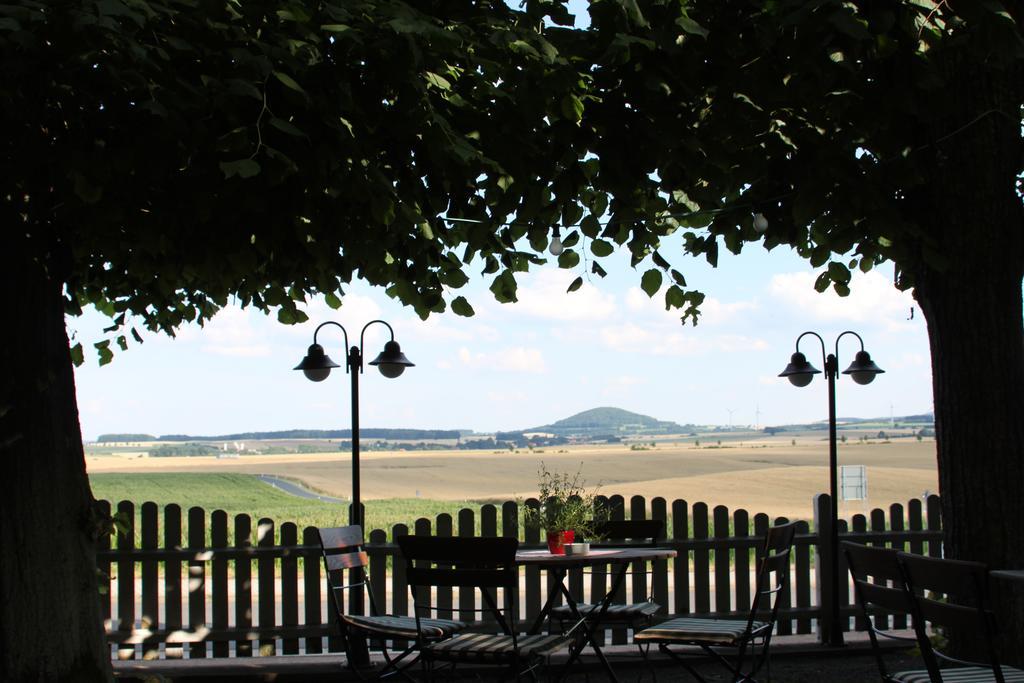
219;159;261;179
591;239;614;257
640;269;662;297
273;70;306;95
451;296;474;317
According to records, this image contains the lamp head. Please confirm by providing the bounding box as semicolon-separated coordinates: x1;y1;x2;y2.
294;343;341;382
843;350;885;385
753;213;769;234
549;227;564;256
779;351;821;388
368;340;414;379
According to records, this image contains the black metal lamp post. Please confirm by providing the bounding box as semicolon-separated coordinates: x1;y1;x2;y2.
294;320;413;529
779;330;884;647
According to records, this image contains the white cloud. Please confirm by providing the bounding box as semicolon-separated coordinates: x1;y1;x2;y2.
624;287;758;327
188;306;273;357
457;346;547;373
600;324;767;356
486;390;530;403
600;375;647;397
506;270;617;322
768;270;914;328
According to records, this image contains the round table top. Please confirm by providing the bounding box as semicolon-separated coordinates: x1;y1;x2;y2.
515;547;676;567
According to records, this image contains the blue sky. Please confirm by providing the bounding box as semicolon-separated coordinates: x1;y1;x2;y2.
68;238;933;440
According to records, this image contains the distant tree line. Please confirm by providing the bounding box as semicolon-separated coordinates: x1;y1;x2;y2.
157;428;463;441
96;433;156;442
148;443;219;457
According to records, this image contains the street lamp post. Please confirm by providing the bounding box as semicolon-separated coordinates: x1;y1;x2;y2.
778;330;884;647
294;320;414;529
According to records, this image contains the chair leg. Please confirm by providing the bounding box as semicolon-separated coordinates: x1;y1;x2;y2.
637;642;657;683
634;643;659;679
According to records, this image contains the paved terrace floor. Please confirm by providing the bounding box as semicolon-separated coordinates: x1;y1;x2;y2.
113;632;920;682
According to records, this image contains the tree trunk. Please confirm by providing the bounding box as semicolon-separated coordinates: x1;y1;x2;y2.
0;240;111;681
911;50;1024;660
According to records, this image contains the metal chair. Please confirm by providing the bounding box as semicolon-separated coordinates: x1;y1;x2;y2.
633;520;798;682
550;519;664;645
896;552;1024;683
842;541;920;682
397;534;573;681
318;526;464;680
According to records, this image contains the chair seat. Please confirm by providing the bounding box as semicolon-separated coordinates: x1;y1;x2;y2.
342;614;465;640
634;616;767;646
892;666;1024;683
424;633;574;662
550;600;661;622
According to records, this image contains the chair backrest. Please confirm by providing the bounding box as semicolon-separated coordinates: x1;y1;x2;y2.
588;519;663;546
897;552;1005;683
746;521;798;641
843;542;918;681
318;525;377;620
397;535;520;637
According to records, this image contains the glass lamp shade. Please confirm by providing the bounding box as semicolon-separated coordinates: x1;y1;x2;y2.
294;343;340;382
779;352;821;388
368;340;414;379
549;236;564;256
843;350;884;385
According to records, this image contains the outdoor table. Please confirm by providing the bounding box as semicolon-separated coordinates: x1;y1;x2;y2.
515;547;677;682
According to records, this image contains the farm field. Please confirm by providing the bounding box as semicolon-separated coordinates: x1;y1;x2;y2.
87;436;938;523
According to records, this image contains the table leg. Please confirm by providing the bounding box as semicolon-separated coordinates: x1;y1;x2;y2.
557;562;630;683
528;566;567;636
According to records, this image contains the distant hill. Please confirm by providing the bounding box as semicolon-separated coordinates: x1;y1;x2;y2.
526;407;693;438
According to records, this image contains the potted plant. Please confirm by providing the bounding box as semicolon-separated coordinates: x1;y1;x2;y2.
523;463;606;554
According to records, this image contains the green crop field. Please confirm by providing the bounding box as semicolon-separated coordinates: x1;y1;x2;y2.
90;473;486;541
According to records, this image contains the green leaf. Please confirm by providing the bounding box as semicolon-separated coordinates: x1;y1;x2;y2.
508;40;541;59
219;159;261;179
94;340;113;366
70;342;84;367
451;296;475;317
424;71;451;90
814;272;831;293
273;71;306;95
321;24;350;33
489;270;518;303
640;269;662;297
664;285;686;310
324;292;342;309
675;14;709;38
269;117;305;137
371;195;395;224
440;268;468;288
557;250;580;268
827;261;850;282
590;239;614;257
560;94;584;124
566;276;583;293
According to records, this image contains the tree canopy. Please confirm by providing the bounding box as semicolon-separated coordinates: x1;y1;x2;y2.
5;1;1019;355
2;0;1022;678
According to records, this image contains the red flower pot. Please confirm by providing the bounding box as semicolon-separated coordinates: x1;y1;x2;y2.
546;530;575;555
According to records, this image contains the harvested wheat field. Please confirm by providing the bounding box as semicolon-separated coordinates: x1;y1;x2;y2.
86;437;937;521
